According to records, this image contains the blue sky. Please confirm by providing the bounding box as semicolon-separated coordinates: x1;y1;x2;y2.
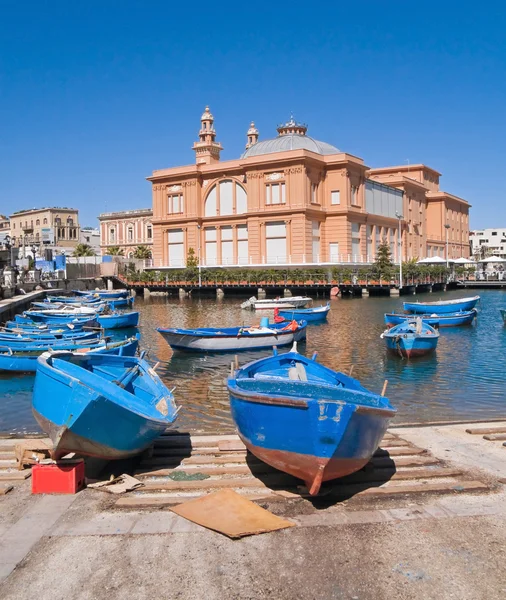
0;1;505;228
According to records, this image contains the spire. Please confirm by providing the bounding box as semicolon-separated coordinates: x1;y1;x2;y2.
245;121;259;149
192;106;223;164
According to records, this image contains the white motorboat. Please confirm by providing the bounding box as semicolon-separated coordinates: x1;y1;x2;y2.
241;296;312;310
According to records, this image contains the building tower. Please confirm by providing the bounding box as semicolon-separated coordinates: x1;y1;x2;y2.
245;121;259;150
276;115;308;136
192;106;223;165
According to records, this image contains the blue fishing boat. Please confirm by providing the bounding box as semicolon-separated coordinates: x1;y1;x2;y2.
227;345;396;495
381;319;439;358
385;310;476;328
33;352;177;459
6;316;98;330
0;335;139;372
74;289;129;299
105;296;134;309
44;295;102;305
276;302;330;323
157;320;307;352
97;311;139;329
403;295;480;315
0;330;99;344
25;306;103;323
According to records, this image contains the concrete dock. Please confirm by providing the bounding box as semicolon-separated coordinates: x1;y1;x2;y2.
0;421;505;599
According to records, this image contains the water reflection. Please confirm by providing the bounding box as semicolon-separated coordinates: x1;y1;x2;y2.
1;289;505;433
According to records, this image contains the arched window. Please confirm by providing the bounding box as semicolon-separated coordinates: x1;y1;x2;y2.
36;219;40;226
204;180;247;217
67;217;74;226
43;218;48;225
55;217;61;226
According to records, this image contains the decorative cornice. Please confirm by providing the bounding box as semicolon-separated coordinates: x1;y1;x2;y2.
265;172;283;181
284;167;303;175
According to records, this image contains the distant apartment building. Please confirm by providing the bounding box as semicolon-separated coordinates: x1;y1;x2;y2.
145;107;471;269
469;228;506;258
9;207;80;252
98;209;153;257
0;215;10;242
80;227;101;255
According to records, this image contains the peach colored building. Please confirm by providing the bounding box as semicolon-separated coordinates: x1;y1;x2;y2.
9;207;80;249
146;107;471;269
98;208;153;257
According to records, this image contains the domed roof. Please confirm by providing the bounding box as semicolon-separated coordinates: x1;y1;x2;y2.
241;134;339;158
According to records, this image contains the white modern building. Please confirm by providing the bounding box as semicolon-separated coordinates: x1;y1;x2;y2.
80;227;101;255
469;228;506;258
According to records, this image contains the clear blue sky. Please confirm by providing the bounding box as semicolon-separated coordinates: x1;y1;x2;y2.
1;1;505;228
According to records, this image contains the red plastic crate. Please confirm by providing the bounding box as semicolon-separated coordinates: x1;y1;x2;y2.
32;459;85;494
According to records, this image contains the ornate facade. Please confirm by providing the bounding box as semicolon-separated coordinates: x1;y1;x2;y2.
98;208;153;257
9;207;80;249
146;107;471;269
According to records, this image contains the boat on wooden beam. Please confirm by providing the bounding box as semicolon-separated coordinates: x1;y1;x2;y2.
381;319;439;358
157;320;307;352
384;309;477;328
33;352;177;460
403;295;480;315
0;335;139;372
277;302;330;323
227;345;396;495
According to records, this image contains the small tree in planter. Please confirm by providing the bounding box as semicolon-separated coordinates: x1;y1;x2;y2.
373;241;394;285
186;248;199;268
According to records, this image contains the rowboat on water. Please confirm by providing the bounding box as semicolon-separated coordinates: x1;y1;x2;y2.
227;345;396;495
97;311;139;329
403;295;480;315
25;306;103;323
381;319;439;358
384;309;477;328
33;352;177;460
0;330;100;344
31;301;105;311
0;335;139;372
241;296;312;310
74;289;129;299
276;302;330;323
7;316;98;330
44;295;102;305
157;320;307;352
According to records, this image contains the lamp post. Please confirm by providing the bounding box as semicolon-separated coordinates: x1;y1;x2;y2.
395;212;403;289
197;224;202;288
444;223;451;268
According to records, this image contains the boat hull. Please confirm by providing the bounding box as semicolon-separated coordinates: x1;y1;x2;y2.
74;289;128;299
278;305;330;322
230;393;392;495
97;311;139;329
384;310;476;327
158;326;306;352
403;296;479;314
383;335;438;358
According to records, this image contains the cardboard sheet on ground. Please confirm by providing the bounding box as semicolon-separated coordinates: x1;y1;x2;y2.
87;474;144;494
170;489;295;538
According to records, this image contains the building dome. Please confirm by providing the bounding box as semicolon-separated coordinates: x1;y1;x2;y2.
241;118;339;158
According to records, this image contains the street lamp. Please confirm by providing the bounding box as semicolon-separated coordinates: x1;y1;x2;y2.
444;223;451;268
197;224;202;288
395;212;403;289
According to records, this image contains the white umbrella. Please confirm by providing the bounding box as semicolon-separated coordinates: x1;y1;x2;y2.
453;257;476;265
417;256;452;264
479;255;506;263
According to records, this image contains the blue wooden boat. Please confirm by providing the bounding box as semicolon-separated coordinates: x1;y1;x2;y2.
7;316;98;330
403;295;480;315
277;302;330;323
45;295;102;305
385;309;476;328
74;289;129;299
33;352;177;459
31;301;106;311
157;320;307;352
227;346;396;495
0;330;99;344
0;335;139;372
97;311;139;329
381;319;439;358
25;306;103;323
105;296;134;309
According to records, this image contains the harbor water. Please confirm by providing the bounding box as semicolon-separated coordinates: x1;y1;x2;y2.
1;289;505;433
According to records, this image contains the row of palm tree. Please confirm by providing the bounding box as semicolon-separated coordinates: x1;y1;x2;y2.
73;244;153;259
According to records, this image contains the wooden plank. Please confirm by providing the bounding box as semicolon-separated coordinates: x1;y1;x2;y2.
330;479;489;498
371;455;439;468
0;470;31;481
0;484;13;495
483;434;506;441
115;492;275;509
140;453;257;467
466;426;506;435
218;439;246;452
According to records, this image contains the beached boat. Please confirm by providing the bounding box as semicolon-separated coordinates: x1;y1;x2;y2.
227;346;396;495
384;309;477;328
277;302;330;323
157;320;307;352
403;295;480;315
500;309;506;323
97;311;139;329
32;352;177;459
381;319;439;358
241;296;312;310
0;335;139;372
74;289;129;299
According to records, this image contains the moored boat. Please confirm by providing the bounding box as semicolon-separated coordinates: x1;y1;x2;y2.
277;302;330;323
97;310;139;329
381;319;439;358
7;315;98;330
74;289;129;299
0;335;139;372
33;352;177;459
0;330;100;344
25;305;103;323
403;295;480;315
384;309;477;328
227;346;396;495
157;320;307;352
241;296;312;310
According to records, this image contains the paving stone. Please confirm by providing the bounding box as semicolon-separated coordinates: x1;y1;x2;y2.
387;507;426;521
130;512;180;534
344;510;391;525
422;503;453;519
295;512;350;527
51;513;138;536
